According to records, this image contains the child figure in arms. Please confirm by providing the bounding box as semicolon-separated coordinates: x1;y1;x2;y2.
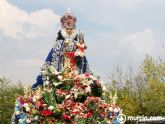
74;33;87;73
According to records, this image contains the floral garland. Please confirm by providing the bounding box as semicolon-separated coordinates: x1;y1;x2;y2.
12;66;121;124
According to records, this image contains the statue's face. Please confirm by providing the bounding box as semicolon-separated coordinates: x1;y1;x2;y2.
66;28;72;35
64;18;75;30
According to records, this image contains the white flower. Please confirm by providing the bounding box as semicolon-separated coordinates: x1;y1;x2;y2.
26;118;31;123
41;70;47;75
89;75;94;79
44;81;49;85
49;66;60;75
100;81;104;85
33;115;39;120
82;74;86;78
65;95;71;99
53;82;62;87
26;107;30;112
102;86;107;92
58;75;63;80
54;71;60;75
43;104;47;106
15;111;20;115
32;97;37;102
85;86;91;93
48;106;54;110
109;106;114;112
92;76;97;81
49;66;55;72
35;95;41;100
114;107;119;113
73;108;79;113
15;103;19;107
46;76;49;80
86;80;93;85
102;92;106;96
74;92;78;99
23;103;28;107
75;51;80;56
47;89;53;93
18;119;23;123
78;74;83;79
118;108;121;113
81;79;88;85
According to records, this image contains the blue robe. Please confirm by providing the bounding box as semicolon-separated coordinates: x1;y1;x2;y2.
32;30;90;89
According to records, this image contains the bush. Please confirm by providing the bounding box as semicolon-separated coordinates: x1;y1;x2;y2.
107;55;165;117
0;78;24;124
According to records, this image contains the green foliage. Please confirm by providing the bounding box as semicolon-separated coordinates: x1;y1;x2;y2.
75;117;101;124
141;55;165;116
142;55;165;83
0;78;24;124
108;55;165;117
90;82;103;97
43;90;56;105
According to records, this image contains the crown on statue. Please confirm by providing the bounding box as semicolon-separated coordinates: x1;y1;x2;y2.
60;8;77;29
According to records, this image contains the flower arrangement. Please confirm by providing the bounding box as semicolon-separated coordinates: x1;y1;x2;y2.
12;66;121;124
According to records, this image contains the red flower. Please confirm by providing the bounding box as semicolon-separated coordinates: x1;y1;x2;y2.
62;113;71;120
39;101;44;107
87;112;93;118
18;96;25;105
80;85;88;89
51;118;56;122
75;80;79;85
100;112;106;118
71;110;79;115
40;110;53;117
72;122;76;124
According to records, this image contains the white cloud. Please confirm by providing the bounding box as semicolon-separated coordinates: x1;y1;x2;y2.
86;28;162;83
0;0;60;39
0;0;60;83
87;28;158;72
121;28;155;56
0;58;43;84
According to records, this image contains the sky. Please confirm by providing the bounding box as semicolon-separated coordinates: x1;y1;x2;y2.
0;0;164;85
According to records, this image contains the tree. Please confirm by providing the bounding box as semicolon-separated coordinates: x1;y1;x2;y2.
0;77;24;124
141;55;165;115
107;55;165;120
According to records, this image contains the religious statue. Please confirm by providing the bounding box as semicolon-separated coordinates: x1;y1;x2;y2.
32;10;90;88
12;10;121;124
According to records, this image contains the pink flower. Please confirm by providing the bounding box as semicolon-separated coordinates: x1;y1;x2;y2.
72;122;76;124
62;113;71;120
84;73;91;78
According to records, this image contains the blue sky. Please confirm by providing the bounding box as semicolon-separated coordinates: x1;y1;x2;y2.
0;0;164;84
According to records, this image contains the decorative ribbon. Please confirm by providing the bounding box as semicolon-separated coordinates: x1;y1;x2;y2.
77;46;85;52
